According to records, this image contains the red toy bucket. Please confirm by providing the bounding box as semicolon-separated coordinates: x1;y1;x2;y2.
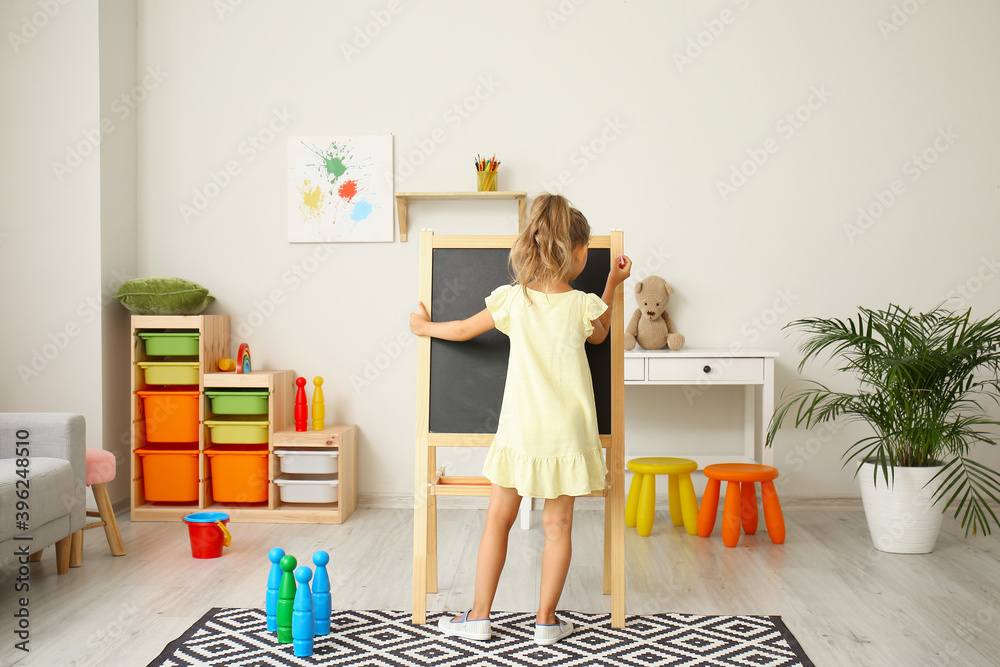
183;512;232;559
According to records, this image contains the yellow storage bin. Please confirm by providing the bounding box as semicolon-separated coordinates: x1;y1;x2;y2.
137;361;200;385
204;419;270;445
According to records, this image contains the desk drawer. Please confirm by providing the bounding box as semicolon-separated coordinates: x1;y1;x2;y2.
648;357;764;384
624;357;645;381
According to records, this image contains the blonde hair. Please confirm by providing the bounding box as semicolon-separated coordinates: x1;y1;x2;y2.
509;193;590;298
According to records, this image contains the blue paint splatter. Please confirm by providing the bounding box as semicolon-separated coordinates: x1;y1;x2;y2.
351;199;373;222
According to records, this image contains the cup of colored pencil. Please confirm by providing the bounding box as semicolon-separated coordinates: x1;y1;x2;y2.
476;154;499;191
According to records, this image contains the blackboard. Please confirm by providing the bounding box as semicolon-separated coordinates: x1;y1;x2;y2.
428;246;612;435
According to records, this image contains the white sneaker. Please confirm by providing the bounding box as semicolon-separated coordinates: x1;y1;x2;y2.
437;610;491;641
534;617;574;645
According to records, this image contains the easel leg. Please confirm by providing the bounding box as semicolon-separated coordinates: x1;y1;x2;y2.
611;480;626;628
428;495;438;594
609;228;627;628
519;496;531;530
427;497;437;593
603;492;612;595
412;447;429;624
412;494;428;624
427;450;438;594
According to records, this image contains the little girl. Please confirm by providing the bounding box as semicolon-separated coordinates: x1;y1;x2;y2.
409;193;631;645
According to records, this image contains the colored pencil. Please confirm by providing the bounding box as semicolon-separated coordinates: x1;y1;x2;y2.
474;154;500;172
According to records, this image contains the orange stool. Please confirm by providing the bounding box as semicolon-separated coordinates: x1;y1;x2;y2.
697;463;785;547
70;449;126;566
625;457;699;536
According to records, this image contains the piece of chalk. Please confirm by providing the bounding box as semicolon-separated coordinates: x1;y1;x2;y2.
618;255;626;268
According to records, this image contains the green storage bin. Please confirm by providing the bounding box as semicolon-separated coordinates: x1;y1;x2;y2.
137;331;200;356
137;361;200;385
205;390;269;415
205;419;270;444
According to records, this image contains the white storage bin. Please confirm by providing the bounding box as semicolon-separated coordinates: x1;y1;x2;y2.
275;449;339;475
275;475;340;503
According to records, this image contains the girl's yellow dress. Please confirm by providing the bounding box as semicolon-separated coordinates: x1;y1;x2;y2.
481;285;609;498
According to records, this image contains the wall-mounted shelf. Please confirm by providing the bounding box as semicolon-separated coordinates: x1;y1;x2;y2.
394;191;527;242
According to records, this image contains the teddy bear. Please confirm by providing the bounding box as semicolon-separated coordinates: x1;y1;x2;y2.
624;275;685;351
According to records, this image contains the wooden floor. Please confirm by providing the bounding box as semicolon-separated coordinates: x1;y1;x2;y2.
2;505;999;666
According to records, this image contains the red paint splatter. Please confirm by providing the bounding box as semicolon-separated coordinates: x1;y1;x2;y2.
338;180;359;201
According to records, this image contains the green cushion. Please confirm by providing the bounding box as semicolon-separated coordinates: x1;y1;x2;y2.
114;277;215;315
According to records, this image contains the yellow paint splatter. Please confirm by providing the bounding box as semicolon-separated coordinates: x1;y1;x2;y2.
297;180;324;222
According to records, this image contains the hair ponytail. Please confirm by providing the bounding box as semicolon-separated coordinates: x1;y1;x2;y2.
510;193;590;299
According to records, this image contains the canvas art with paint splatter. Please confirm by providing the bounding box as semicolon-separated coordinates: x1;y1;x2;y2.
287;135;393;242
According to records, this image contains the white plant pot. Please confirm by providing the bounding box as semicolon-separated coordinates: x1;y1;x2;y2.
858;461;945;554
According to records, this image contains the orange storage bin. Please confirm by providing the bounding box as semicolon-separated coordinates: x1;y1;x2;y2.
136;390;200;443
135;445;199;502
206;445;269;503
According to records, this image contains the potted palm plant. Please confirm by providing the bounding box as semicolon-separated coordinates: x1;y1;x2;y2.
766;304;1000;553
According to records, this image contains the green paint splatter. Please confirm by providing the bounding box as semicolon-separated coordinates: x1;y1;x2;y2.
326;157;347;179
305;141;353;185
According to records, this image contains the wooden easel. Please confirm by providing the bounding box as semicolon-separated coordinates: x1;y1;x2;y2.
412;230;626;628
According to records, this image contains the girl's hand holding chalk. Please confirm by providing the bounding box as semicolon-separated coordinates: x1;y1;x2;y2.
612;254;632;284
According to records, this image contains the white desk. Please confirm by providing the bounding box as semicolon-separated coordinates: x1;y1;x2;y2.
625;348;778;467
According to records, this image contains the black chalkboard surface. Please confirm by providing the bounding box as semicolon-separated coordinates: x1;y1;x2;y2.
428;246;612;435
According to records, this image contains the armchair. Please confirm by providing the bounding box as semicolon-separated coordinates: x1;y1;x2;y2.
0;413;86;575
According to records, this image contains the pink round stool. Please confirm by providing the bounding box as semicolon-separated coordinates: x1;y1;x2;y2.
71;449;126;566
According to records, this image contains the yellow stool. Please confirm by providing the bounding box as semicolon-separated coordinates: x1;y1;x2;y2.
625;457;699;536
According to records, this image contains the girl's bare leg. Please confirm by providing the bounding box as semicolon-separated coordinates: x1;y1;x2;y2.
537;495;575;624
465;484;522;620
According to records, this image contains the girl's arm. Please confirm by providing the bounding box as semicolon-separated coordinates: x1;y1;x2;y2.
410;301;496;341
588;255;632;345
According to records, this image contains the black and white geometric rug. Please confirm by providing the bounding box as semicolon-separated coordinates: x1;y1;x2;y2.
148;607;815;666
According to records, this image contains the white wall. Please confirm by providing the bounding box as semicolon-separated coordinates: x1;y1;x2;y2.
8;0;999;506
98;0;138;503
1;1;138;506
134;0;1000;503
0;1;106;452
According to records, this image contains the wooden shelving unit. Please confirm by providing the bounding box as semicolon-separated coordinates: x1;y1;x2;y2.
394;191;527;241
129;316;357;524
129;315;230;523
